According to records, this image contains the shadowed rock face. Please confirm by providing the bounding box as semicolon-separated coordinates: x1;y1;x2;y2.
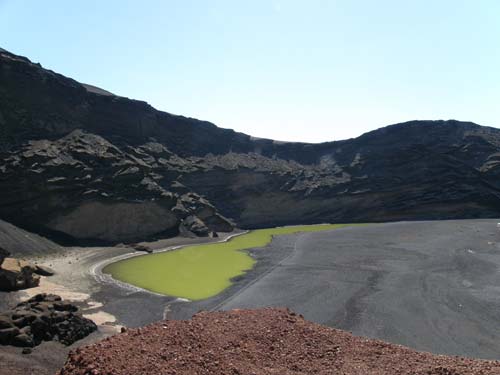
0;247;9;267
2;48;500;242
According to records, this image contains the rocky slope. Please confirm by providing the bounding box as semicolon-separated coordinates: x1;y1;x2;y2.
2;48;500;243
0;219;59;291
0;219;61;256
58;308;500;375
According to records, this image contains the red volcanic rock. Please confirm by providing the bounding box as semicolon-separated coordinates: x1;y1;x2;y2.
58;308;500;375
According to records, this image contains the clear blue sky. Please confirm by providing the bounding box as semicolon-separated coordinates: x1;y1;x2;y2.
1;1;499;142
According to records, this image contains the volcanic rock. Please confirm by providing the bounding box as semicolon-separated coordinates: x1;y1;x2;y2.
11;333;34;347
0;246;9;267
0;258;40;291
126;243;153;253
179;215;210;237
3;47;500;244
0;125;234;243
57;308;500;375
0;294;96;347
33;265;55;276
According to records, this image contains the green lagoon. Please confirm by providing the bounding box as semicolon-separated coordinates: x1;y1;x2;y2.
103;224;353;300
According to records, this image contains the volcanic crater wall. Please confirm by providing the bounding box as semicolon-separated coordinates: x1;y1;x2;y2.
2;47;500;243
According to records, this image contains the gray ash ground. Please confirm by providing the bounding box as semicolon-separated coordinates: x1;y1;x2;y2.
58;308;500;375
167;219;500;360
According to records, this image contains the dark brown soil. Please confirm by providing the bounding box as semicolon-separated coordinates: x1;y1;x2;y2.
58;308;500;375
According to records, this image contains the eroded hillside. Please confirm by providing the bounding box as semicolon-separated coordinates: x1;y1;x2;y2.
2;48;500;242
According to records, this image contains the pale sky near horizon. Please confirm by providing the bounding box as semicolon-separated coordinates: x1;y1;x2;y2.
1;0;499;142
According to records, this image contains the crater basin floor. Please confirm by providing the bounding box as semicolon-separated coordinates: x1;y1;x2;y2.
8;219;500;370
167;219;500;360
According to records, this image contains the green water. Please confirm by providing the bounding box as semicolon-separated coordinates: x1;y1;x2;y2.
103;224;354;300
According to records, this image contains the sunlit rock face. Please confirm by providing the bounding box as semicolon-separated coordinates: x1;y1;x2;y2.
2;47;500;243
0;247;9;267
0;258;39;291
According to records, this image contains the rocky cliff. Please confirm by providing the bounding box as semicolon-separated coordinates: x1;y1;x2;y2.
2;48;500;243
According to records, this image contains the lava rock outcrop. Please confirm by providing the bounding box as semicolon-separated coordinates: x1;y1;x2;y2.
58;308;500;375
0;294;96;347
0;258;40;291
3;47;500;243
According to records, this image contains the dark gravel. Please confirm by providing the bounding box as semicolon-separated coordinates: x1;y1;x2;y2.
211;220;500;359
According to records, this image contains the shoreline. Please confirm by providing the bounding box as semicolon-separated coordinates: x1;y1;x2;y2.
95;223;350;301
90;230;250;299
2;231;249;337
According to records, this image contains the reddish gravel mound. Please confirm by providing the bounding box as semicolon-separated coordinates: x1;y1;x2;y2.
58;308;500;375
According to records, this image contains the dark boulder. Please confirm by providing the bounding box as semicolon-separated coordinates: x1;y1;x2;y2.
22;347;32;354
57;315;98;346
0;258;40;291
127;244;153;253
0;327;20;344
179;215;210;237
11;333;34;347
0;294;97;347
34;265;55;276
